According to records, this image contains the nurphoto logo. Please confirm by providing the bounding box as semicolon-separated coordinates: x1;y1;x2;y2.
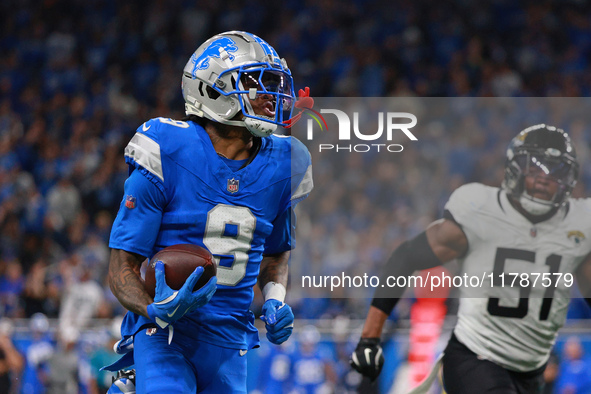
306;110;418;153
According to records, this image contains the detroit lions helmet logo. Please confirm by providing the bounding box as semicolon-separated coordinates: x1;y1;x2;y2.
191;37;238;74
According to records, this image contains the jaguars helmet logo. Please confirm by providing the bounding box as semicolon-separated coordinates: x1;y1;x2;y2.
567;230;585;245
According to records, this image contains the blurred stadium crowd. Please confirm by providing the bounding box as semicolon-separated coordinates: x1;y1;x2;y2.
2;0;591;392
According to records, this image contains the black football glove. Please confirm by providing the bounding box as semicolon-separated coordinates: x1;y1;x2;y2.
350;337;384;381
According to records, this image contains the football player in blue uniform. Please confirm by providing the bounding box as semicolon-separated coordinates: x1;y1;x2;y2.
104;31;313;393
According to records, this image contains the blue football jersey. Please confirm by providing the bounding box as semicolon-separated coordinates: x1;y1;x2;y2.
109;117;312;352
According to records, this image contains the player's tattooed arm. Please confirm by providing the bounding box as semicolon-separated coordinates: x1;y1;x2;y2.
259;251;293;345
108;248;152;318
258;251;290;289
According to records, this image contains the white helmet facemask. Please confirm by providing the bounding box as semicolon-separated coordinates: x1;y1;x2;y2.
519;193;554;215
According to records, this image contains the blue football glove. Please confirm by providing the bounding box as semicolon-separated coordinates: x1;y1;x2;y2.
146;261;217;329
260;299;294;344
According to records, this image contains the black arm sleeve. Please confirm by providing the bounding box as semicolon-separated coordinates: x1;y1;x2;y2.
371;230;443;315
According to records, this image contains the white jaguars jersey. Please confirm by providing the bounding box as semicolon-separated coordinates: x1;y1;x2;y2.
446;183;591;372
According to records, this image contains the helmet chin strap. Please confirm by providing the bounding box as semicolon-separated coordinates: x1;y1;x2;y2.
519;193;554;215
185;103;242;127
244;117;276;137
186;102;277;137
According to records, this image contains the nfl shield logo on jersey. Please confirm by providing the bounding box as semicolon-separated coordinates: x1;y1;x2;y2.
125;195;136;209
227;178;239;193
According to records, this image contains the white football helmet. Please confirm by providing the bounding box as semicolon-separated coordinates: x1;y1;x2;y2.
181;31;295;137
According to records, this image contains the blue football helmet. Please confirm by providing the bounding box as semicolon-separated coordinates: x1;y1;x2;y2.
181;31;295;137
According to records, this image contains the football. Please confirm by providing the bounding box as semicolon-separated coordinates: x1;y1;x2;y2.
144;244;217;299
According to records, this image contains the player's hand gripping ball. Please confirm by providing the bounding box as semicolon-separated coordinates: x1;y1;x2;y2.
144;244;217;297
145;244;217;328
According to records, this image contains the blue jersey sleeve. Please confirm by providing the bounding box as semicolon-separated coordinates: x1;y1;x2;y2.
263;136;312;254
263;207;296;254
109;169;167;257
289;137;313;208
124;119;166;193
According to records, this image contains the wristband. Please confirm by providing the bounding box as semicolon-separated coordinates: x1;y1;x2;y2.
262;282;286;303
